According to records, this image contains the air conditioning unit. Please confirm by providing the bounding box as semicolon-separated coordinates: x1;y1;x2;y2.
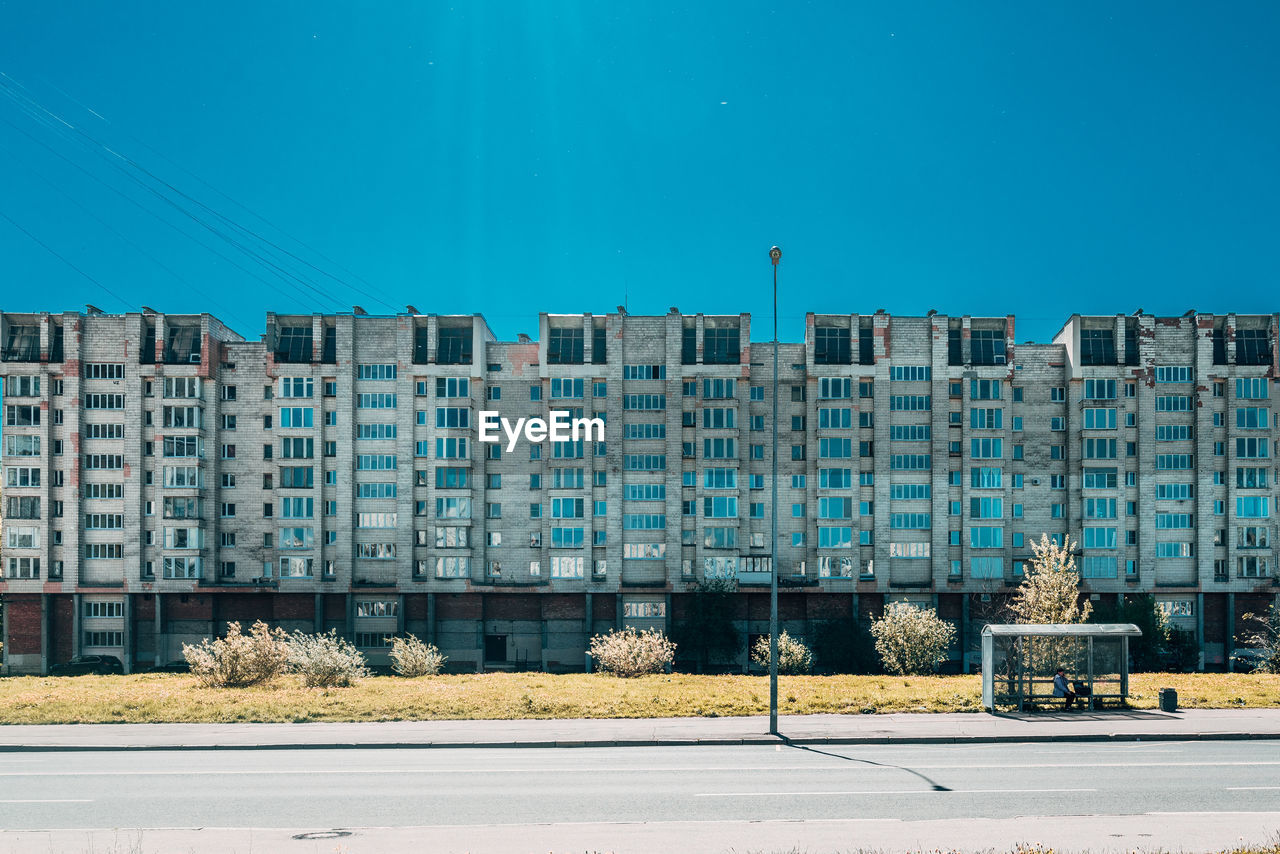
1031;478;1041;485
188;354;201;363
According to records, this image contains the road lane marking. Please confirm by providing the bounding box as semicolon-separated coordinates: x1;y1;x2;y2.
1;760;1275;778
696;787;1096;797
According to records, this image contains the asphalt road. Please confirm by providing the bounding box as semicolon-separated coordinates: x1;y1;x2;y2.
2;740;1279;852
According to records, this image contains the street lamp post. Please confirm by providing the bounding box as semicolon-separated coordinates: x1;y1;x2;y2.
768;245;781;736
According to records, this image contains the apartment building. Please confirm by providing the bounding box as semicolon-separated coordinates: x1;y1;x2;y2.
1;307;1276;674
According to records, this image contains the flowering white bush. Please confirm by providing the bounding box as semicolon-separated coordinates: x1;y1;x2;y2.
389;635;447;677
183;620;290;688
870;603;956;676
589;628;676;677
750;631;814;675
287;630;370;688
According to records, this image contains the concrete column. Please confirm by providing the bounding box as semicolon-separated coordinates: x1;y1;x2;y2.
313;594;324;633
72;593;82;661
961;594;971;674
40;595;50;676
615;595;623;630
1196;592;1205;672
426;593;436;645
154;594;164;666
122;594;134;674
1226;592;1236;671
584;593;593;673
1;601;8;674
396;594;406;635
344;592;354;641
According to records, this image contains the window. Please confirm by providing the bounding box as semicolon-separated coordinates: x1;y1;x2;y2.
1080;328;1116;365
970;527;1003;548
1237;497;1271;518
1082;527;1116;549
547;326;584;364
1236;328;1272;366
814;326;851;364
1236;378;1269;400
970;379;1002;400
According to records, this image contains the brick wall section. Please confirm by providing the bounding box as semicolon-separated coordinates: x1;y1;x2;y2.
436;593;482;620
485;594;541;620
4;595;43;655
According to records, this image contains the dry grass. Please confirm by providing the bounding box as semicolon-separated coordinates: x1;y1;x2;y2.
0;671;1275;725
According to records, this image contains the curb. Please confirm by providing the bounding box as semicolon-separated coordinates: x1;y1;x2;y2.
1;731;1277;752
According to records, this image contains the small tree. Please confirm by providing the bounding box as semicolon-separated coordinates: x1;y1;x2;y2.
870;603;956;676
1091;594;1169;671
589;628;676;677
183;620;290;688
1237;606;1280;673
750;631;814;675
389;635;447;677
287;630;370;688
1009;535;1092;624
1008;535;1092;675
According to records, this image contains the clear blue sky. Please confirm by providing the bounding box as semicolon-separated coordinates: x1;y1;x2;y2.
0;2;1274;341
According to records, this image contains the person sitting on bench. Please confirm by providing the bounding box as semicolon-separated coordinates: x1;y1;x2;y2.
1053;667;1077;709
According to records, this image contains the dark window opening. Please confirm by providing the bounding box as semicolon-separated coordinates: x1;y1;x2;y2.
591;323;607;364
547;326;584;365
438;327;474;365
1236;329;1272;366
484;634;507;663
49;323;63;363
321;325;336;364
814;326;851;365
703;326;740;365
165;325;202;364
413;325;430;364
140;322;156;364
3;324;40;362
1079;328;1116;366
1124;322;1139;366
1212;325;1227;365
858;319;875;365
275;326;313;363
970;329;1006;366
681;325;697;365
948;327;962;366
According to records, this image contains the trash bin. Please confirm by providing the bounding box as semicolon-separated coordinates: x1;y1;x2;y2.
1159;687;1178;712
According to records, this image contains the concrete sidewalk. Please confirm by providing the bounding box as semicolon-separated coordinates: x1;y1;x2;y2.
2;708;1280;751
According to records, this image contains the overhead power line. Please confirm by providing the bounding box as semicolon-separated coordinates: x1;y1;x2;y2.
0;73;402;316
0;206;134;308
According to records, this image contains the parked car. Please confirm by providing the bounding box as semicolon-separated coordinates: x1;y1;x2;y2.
148;660;192;673
49;655;124;676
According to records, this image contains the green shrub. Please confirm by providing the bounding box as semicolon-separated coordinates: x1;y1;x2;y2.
389;635;447;677
182;620;290;688
287;630;370;688
870;603;956;676
589;628;676;677
750;631;814;675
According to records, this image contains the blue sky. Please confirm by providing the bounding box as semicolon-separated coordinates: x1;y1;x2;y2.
0;2;1274;341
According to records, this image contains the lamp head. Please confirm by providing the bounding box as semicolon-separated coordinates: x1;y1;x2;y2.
769;246;782;265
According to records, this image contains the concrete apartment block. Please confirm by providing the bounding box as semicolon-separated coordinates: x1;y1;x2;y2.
1;307;1276;675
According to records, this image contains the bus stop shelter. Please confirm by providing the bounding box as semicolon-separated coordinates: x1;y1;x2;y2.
981;623;1142;711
